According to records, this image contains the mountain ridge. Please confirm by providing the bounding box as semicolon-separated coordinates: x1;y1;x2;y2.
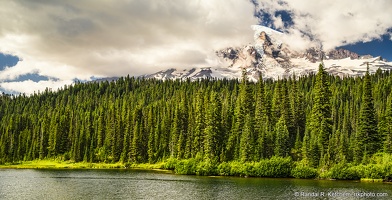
143;25;392;81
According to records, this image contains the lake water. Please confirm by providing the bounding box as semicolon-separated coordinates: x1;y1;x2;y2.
0;169;391;200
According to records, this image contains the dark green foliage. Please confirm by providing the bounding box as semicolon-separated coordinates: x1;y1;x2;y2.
193;90;205;157
324;162;361;180
174;158;197;175
361;164;385;179
0;67;391;180
274;116;289;157
320;153;392;180
250;156;293;177
291;165;318;179
380;91;392;153
307;64;332;164
163;157;178;170
356;68;380;163
254;76;268;160
196;159;218;176
216;156;293;177
204;91;222;161
240;114;255;162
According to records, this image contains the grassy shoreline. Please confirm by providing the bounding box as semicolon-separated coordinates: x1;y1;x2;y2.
1;158;391;183
0;160;167;171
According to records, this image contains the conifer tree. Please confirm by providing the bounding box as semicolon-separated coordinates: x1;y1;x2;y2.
280;80;295;147
204;91;222;161
120;110;131;163
153;120;161;160
254;75;267;160
147;107;156;163
271;80;281;125
48;113;59;156
96;110;105;149
130;108;142;163
356;66;380;163
227;69;253;161
380;92;392;153
193;90;205;157
175;96;188;160
274;116;289;157
170;105;180;158
39;119;48;159
308;63;332;165
290;76;305;145
240;114;255;162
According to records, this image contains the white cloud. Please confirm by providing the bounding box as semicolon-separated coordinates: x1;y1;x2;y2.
272;15;284;30
5;0;390;95
279;29;319;52
256;0;392;50
0;0;258;94
0;79;74;95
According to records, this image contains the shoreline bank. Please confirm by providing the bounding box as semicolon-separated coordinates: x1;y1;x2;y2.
1;159;391;183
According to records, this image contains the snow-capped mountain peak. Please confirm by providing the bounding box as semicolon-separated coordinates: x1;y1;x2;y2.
251;25;283;59
144;26;392;81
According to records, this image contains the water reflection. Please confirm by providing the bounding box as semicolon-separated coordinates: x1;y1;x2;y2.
0;169;390;200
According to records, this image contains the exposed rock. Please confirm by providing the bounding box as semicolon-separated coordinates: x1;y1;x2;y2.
327;49;360;59
143;26;392;81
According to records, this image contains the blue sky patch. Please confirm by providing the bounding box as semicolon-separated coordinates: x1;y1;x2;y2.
340;34;392;61
0;53;19;69
5;73;58;83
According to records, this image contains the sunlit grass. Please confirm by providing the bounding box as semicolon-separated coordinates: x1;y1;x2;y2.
129;162;165;169
360;178;383;182
0;160;166;170
1;156;391;183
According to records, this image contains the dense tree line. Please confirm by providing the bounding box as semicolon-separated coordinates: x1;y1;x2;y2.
0;65;391;172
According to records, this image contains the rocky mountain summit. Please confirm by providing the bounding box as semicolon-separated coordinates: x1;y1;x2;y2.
144;25;392;81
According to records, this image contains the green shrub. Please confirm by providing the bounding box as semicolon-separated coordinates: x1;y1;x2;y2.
291;165;318;179
174;158;197;175
248;157;293;177
228;161;246;176
369;153;392;164
244;162;256;176
169;157;293;178
268;156;293;177
326;163;361;180
196;160;217;176
362;164;385;179
384;164;392;181
217;162;231;176
163;157;178;170
251;156;292;177
252;160;269;177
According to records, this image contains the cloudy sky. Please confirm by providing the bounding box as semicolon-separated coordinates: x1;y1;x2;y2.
0;0;391;94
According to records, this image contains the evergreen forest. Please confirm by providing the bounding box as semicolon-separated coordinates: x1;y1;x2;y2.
1;64;392;180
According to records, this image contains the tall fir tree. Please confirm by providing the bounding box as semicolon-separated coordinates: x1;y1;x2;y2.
356;66;380;163
380;91;392;153
227;69;253;161
240;114;255;162
274;116;289;157
193;90;205;157
254;75;267;160
308;63;332;165
204;91;222;161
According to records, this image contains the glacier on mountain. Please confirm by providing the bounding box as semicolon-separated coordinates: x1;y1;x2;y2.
251;25;283;58
144;25;392;81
